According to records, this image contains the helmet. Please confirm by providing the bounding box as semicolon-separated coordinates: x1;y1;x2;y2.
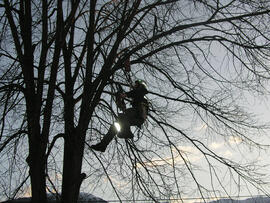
135;79;147;89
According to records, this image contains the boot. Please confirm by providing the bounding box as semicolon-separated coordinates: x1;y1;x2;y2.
91;126;116;152
91;142;107;152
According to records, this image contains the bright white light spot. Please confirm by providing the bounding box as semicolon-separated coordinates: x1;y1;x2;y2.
114;122;121;132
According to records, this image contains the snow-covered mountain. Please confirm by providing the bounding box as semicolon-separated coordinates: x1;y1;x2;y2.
205;196;270;203
1;193;107;203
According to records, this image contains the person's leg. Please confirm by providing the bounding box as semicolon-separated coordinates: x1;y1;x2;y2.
91;125;117;152
91;109;144;151
117;108;144;138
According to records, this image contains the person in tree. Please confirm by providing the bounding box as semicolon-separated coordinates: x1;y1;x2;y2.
91;79;149;152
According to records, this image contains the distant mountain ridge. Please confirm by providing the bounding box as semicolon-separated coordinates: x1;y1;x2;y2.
205;196;270;203
1;193;107;203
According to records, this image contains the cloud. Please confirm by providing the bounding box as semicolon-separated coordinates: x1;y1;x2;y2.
208;140;234;158
224;150;233;158
175;145;200;153
23;186;31;197
136;145;203;168
208;136;242;151
228;136;242;145
209;142;224;149
194;123;208;132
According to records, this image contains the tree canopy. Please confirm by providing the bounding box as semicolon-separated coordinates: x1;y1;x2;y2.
1;0;270;202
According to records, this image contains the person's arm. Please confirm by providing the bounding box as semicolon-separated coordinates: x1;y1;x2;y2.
126;87;148;99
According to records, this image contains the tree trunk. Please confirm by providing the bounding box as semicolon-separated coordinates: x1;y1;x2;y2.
29;149;47;203
61;129;86;203
27;128;47;203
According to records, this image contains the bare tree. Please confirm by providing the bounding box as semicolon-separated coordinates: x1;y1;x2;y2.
1;0;270;203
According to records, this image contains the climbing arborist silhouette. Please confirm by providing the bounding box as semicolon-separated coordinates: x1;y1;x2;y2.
91;79;149;152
